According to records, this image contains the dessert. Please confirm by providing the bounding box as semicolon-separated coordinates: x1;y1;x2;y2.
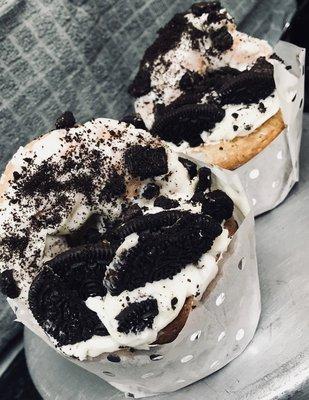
0;113;239;360
128;1;290;170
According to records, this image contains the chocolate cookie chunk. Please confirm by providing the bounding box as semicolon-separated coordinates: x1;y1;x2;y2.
210;26;233;52
120;204;143;222
142;183;160;199
154;196;180;209
65;214;103;247
104;212;222;295
29;267;108;346
108;210;186;243
178;157;198;180
191;167;212;203
0;269;20;298
128;69;151;98
219;70;275;105
191;1;221;16
202;189;234;222
116;299;159;334
55;111;76;130
46;244;114;300
179;71;204;91
124;145;168;179
121;114;147;130
152;104;225;146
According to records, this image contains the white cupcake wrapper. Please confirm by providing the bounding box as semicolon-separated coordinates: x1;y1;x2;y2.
191;41;305;216
10;163;260;398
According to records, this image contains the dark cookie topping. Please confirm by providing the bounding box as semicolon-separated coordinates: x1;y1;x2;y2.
191;1;221;16
45;244;114;300
104;212;222;296
65;214;103;248
0;269;20;298
151;104;225;146
201;189;234;222
128;69;151;98
124;145;168;179
116;299;159;334
121;114;147;131
191;167;212;203
210;26;233;52
55;111;76;130
153;195;180;209
29;267;108;346
218;69;275;105
178;157;198;180
171;297;178;310
107;210;186;244
142;183;160;199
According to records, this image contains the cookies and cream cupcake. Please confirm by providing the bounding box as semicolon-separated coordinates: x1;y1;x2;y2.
128;1;290;170
0;113;240;360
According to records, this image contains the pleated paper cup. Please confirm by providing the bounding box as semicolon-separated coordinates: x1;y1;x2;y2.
187;41;305;216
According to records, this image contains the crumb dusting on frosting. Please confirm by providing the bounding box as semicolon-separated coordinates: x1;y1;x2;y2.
1;114;235;360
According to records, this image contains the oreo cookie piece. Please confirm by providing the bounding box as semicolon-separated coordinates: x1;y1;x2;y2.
142;183;160;199
65;214;103;247
0;269;20;298
109;210;186;243
219;70;275;105
124;145;168;179
191;167;212;203
105;212;222;295
55;111;76;130
121;114;147;131
191;1;221;16
116;299;159;334
152;104;225;146
269;53;284;64
29;267;108;346
210;26;233;52
121;204;143;222
179;71;204;91
46;244;114;300
178;157;197;180
154;196;180;209
251;57;274;74
202;190;234;222
128;69;151;98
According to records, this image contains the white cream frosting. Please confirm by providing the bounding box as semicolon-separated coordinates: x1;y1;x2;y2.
201;92;280;143
133;6;285;144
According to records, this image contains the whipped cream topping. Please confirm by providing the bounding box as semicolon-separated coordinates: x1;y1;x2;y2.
200;92;280;143
131;3;287;145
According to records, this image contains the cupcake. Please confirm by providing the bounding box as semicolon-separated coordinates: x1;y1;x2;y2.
128;2;304;215
0;114;259;397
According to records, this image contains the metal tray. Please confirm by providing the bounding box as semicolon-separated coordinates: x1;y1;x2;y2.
24;115;309;400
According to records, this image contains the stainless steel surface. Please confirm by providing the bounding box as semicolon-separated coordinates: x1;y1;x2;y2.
24;114;309;399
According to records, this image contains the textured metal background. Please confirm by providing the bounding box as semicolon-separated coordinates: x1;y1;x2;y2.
24;115;309;399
